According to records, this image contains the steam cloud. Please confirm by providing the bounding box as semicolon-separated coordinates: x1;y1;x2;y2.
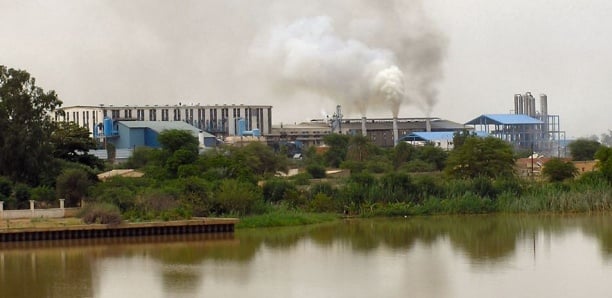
251;0;447;118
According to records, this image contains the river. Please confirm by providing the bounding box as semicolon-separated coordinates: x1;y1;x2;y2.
2;214;612;298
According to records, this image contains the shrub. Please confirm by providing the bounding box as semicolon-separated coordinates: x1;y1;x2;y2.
30;186;56;205
213;179;263;215
263;178;297;203
13;183;32;209
79;203;122;225
306;164;326;179
542;158;578;182
309;193;337;212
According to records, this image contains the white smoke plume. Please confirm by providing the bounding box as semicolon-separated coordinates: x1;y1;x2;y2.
250;0;447;118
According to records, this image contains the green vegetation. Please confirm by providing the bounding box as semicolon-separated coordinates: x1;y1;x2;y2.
542;158;578;182
569;138;603;161
2;66;612;229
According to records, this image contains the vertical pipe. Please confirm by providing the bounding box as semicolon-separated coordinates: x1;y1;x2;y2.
361;117;367;136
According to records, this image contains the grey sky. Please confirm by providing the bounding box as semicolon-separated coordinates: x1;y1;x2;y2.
1;0;610;138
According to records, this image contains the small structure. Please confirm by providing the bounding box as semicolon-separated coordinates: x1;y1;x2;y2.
97;169;145;181
105;121;217;149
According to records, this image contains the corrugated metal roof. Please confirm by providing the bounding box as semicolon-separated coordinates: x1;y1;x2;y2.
465;114;543;125
400;130;490;142
401;131;455;142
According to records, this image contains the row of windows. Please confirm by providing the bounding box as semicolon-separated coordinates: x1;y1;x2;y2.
59;108;271;133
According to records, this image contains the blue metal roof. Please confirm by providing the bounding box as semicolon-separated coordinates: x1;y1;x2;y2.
465;114;543;125
401;131;455;142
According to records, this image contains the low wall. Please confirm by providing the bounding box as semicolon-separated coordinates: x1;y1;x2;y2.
0;200;73;220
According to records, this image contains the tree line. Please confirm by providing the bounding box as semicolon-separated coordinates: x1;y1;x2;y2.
1;66;611;222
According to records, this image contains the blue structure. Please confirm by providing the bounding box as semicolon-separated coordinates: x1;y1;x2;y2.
236;118;262;137
105;121;217;150
465;113;563;154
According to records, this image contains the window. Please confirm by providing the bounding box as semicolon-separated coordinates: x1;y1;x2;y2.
137;109;145;120
162;109;169;121
149;109;157;121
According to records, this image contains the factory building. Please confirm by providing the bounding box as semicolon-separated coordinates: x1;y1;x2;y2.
55;104;273;139
269;115;468;148
465;92;566;156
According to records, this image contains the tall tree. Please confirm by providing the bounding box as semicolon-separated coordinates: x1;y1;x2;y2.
0;66;62;185
568;139;602;161
322;133;350;168
445;136;515;179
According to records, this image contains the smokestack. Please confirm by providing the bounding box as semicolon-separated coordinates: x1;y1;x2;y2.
426;118;431;132
514;94;520;114
361;116;367;136
393;117;399;145
540;94;548;116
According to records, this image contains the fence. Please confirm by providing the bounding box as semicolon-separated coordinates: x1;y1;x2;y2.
0;200;77;220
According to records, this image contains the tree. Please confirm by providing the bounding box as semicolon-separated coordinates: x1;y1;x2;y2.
158;129;199;155
595;146;612;183
157;129;199;178
56;168;92;207
415;145;448;171
346;135;377;162
322;134;350;168
51;121;102;169
452;130;475;149
542;158;578;182
0;66;63;185
569;139;602;161
445;136;515;179
390;142;416;169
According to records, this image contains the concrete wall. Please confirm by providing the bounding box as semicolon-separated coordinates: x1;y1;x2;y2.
0;200;72;220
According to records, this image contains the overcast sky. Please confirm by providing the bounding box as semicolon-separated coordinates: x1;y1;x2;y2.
1;0;610;138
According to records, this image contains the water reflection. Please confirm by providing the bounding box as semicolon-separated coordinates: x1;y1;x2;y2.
1;215;612;298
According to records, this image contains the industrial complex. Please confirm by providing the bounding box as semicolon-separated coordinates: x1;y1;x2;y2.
56;91;566;157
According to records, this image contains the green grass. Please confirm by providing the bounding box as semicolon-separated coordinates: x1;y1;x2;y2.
236;209;338;229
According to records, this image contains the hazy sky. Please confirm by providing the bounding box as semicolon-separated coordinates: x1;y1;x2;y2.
1;0;610;138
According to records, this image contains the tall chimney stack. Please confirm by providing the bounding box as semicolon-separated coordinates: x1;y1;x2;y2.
426;118;432;132
361;116;367;137
393;117;399;145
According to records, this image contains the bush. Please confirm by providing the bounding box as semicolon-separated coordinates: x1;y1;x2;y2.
309;193;337;212
30;186;56;205
13;183;32;209
213;179;263;215
306;164;326;179
263;178;297;203
79;203;122;225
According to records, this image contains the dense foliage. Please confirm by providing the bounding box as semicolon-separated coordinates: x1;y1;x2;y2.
0;66;62;185
569;139;602;161
542;158;578;182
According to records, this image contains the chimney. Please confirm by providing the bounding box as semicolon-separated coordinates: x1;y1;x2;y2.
361;116;367;136
393;117;399;145
426;118;431;132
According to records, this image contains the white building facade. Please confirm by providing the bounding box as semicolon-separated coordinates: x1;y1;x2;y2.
56;104;273;138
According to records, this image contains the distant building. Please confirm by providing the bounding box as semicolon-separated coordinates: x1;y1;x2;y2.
269;117;468;148
465;92;566;157
56;104;273;139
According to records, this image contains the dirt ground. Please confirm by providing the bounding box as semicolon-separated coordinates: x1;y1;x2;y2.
0;217;83;229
